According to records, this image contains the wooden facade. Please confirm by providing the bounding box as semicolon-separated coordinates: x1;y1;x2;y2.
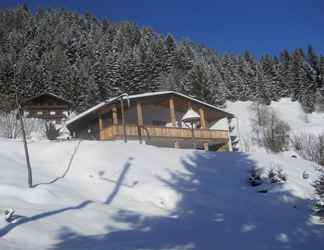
21;93;71;123
66;92;235;151
100;125;228;142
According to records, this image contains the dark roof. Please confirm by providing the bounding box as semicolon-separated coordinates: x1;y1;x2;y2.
22;93;72;106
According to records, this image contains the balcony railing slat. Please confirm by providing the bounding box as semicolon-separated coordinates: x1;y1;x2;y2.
101;124;228;141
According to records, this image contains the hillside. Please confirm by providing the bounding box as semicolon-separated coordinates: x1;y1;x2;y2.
225;98;324;152
1;6;324;113
1;138;323;250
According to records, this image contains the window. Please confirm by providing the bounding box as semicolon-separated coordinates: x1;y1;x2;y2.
152;120;167;126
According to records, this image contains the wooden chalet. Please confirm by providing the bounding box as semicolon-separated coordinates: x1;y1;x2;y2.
66;91;235;151
21;93;71;123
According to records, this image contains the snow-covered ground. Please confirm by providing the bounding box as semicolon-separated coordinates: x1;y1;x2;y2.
226;98;324;152
0;98;324;250
0;139;323;250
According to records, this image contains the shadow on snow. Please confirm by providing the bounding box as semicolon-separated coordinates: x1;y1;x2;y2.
105;157;133;204
50;152;324;250
34;141;82;187
0;156;133;238
0;200;92;237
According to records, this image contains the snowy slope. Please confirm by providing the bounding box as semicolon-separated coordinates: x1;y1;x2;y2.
225;98;324;152
0;138;323;250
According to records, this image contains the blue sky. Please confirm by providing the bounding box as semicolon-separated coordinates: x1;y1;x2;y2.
1;0;324;56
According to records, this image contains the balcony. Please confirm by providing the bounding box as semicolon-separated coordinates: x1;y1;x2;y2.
100;124;229;143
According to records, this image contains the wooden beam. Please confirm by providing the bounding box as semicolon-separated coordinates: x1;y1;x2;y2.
169;97;176;127
112;106;118;137
199;108;207;128
112;106;118;125
137;102;144;143
199;108;208;151
137;102;143;125
99;114;103;140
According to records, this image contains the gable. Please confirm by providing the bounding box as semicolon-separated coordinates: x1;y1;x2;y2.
22;93;71;109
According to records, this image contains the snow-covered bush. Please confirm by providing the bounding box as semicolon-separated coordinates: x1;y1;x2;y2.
303;171;310;179
249;103;290;152
276;167;288;182
267;163;287;183
248;165;264;186
291;133;324;166
313;174;324;219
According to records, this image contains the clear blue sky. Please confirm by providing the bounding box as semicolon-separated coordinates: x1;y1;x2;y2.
1;0;324;56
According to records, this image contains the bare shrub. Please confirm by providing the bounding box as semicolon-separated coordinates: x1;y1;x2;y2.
0;94;21;139
249;103;290;152
242;136;251;153
24;118;46;138
0;112;47;139
0;111;20;138
291;133;324;166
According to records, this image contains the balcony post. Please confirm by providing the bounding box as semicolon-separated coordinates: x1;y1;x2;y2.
137;102;143;125
227;117;233;152
169;97;177;127
137;102;143;143
112;106;118;136
169;96;179;148
99;113;103;140
112;106;118;125
199;108;209;151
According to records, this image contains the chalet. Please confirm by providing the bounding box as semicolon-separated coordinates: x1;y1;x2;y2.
66;91;236;151
21;93;71;124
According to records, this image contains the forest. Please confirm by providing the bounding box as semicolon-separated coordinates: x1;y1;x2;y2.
0;5;324;112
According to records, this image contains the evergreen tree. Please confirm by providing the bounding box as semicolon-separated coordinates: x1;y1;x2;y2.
0;6;323;113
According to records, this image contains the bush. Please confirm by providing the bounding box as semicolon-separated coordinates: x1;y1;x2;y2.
267;164;288;184
291;133;324;166
248;165;264;186
45;122;59;140
250;103;290;152
313;174;324;218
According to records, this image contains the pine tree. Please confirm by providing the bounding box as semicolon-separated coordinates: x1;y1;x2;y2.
0;6;324;113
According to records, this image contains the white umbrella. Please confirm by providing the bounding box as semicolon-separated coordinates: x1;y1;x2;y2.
181;108;200;123
181;108;200;149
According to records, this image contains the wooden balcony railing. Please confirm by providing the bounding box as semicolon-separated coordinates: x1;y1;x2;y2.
100;124;228;142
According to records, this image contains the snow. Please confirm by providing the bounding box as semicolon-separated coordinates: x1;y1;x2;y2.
0;137;323;249
1;98;324;249
65;102;106;126
225;98;324;152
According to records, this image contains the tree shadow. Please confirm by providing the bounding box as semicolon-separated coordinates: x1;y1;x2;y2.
0;200;92;237
0;154;132;241
99;175;138;188
105;157;133;205
47;152;324;249
34;141;82;187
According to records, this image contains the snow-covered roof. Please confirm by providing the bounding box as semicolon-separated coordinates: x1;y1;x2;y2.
181;108;201;123
66;91;234;127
